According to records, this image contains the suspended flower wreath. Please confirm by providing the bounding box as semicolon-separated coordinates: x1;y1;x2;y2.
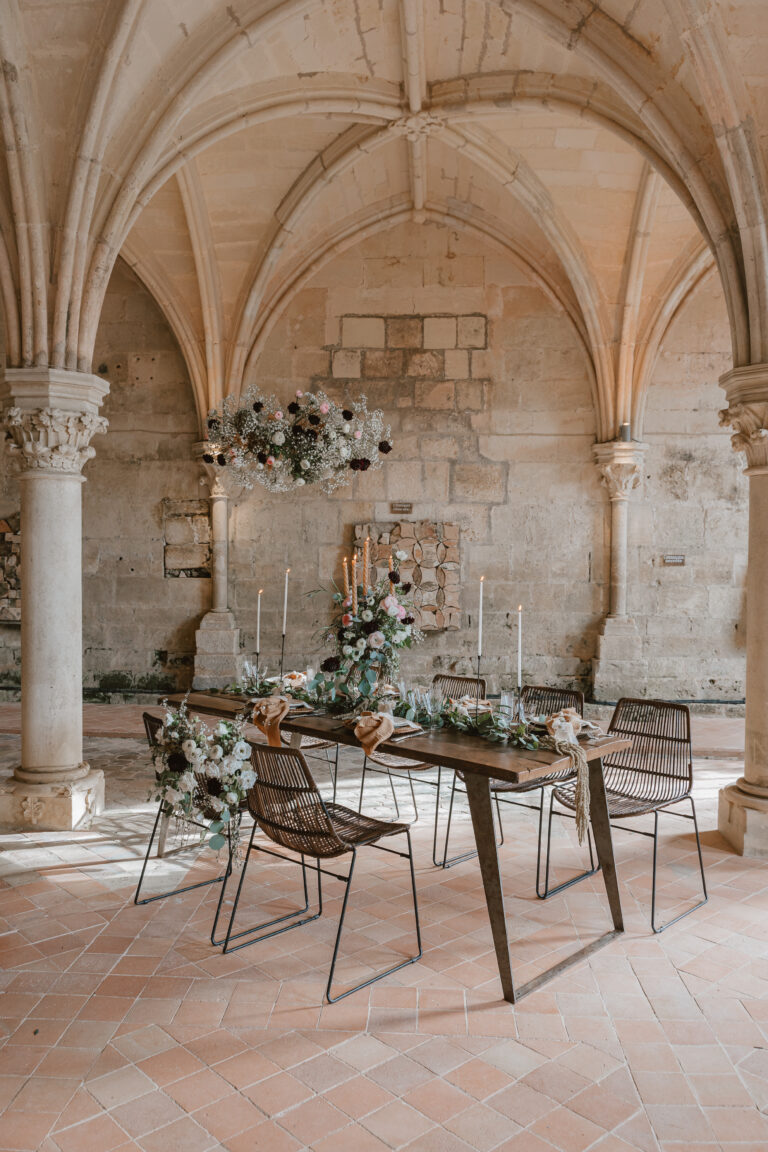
204;386;393;494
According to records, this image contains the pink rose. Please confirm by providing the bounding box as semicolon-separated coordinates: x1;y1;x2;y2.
368;631;385;650
274;410;283;420
354;429;362;440
266;455;275;466
343;596;352;608
341;613;353;626
396;605;406;620
296;390;303;397
319;402;329;414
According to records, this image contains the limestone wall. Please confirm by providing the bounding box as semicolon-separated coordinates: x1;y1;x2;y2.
218;220;737;699
0;228;747;703
82;262;205;697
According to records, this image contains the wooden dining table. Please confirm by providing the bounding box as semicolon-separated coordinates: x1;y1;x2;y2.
163;692;630;1003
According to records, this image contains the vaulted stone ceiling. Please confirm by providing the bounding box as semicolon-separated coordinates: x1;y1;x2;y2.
1;0;767;441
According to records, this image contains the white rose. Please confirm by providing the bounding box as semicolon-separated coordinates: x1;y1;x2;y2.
233;741;250;760
181;739;196;760
342;423;351;434
342;645;354;656
220;755;237;774
205;762;221;779
207;796;224;813
165;787;182;806
272;431;285;445
225;791;239;805
300;459;309;470
210;744;223;761
177;772;196;793
296;478;305;485
356;637;366;649
239;769;256;789
361;610;373;622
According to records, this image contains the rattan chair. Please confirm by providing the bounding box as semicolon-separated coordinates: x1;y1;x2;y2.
438;685;587;871
541;698;707;932
279;731;341;799
221;744;422;1002
134;714;244;943
358;674;487;867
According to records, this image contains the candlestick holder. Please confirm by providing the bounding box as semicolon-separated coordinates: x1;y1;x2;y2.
475;654;482;687
513;686;527;725
255;650;260;678
279;634;286;681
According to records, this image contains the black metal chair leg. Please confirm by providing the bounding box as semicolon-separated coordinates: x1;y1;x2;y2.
437;772;503;870
536;789;600;900
331;744;340;803
650;798;708;933
134;802;227;906
221;827;321;953
326;831;423;1003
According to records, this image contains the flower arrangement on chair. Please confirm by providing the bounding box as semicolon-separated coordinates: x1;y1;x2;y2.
149;700;255;852
204;386;393;494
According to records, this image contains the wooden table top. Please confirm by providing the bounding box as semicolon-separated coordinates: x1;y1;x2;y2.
280;714;631;786
164;692;631;787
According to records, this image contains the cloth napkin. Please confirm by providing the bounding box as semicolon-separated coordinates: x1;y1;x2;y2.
252;697;290;747
354;711;395;755
542;708;590;844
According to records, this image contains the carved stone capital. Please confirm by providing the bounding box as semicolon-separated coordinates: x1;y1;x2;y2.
388;111;446;141
5;407;107;474
593;440;648;501
2;368;109;476
719;364;768;474
193;440;245;498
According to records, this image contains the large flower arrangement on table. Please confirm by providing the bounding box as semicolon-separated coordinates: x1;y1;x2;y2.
204;386;393;494
303;547;424;710
149;700;255;852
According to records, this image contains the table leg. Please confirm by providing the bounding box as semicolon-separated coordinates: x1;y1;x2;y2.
588;756;624;931
464;773;516;1003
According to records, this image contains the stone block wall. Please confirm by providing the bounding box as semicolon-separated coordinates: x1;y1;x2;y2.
0;515;21;622
0;226;745;704
230;221;745;700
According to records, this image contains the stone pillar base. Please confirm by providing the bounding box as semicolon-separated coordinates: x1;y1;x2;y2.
718;781;768;858
592;616;646;702
193;609;244;689
0;767;105;831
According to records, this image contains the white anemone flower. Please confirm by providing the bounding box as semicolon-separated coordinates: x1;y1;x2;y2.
233;740;250;761
209;744;223;761
181;739;196;758
177;772;196;793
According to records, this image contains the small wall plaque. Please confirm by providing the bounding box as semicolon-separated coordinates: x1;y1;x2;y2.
663;554;686;566
390;501;413;515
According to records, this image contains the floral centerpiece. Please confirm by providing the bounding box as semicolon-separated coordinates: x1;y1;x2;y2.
149;700;255;852
204;386;393;494
309;544;423;707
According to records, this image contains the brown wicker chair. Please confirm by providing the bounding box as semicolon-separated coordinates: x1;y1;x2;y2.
543;698;707;932
221;744;422;1002
134;714;244;944
279;730;341;799
439;685;587;871
358;674;487;867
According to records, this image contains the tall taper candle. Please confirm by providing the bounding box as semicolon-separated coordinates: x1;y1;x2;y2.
256;588;263;653
478;576;485;658
517;604;523;689
282;568;290;635
343;557;350;597
351;554;358;614
363;537;369;595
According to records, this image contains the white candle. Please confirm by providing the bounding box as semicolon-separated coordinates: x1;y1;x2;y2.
478;576;484;658
282;568;290;636
256;588;263;652
517;604;523;689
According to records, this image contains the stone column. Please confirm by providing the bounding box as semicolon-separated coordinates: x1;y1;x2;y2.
592;439;648;701
193;451;244;688
717;365;768;857
0;368;108;830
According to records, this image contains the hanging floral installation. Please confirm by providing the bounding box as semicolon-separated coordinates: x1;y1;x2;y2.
204;386;393;494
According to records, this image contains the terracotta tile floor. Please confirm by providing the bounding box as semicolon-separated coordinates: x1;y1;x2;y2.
1;711;766;1152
